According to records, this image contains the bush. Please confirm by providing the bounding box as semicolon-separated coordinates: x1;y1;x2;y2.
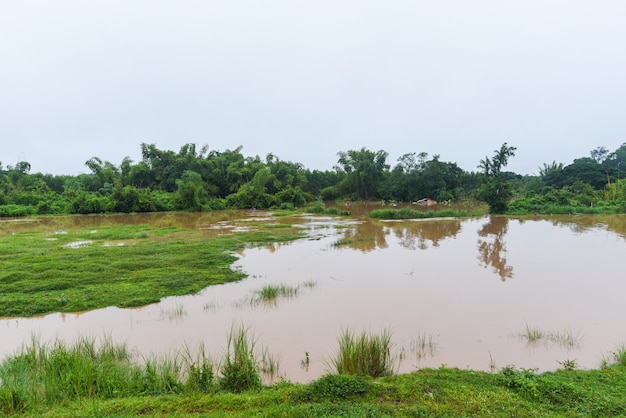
0;204;36;217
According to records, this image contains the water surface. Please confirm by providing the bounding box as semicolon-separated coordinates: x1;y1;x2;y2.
1;211;626;382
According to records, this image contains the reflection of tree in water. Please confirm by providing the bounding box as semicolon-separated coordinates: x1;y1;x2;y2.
336;220;389;252
546;214;626;241
477;216;513;281
392;221;462;250
337;220;463;252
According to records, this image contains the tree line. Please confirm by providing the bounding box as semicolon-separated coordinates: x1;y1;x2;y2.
1;142;626;216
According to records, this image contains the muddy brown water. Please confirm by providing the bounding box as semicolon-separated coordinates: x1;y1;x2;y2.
2;208;626;383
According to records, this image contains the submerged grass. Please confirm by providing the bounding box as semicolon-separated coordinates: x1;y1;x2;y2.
243;281;318;308
332;236;376;247
410;331;438;360
520;325;582;349
255;283;300;301
0;221;303;317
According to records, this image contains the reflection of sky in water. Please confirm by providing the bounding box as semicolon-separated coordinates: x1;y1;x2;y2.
2;212;626;383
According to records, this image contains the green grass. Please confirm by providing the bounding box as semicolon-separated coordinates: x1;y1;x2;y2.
332;236;376;247
255;283;300;301
0;222;303;317
370;207;484;219
305;202;351;216
3;335;626;416
246;282;317;308
327;328;396;378
219;324;262;393
521;324;545;343
520;325;582;349
410;331;438;360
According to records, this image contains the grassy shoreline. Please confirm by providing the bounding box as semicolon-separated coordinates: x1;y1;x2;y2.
2;331;626;417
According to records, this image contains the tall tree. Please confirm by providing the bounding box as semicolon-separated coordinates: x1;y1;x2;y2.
336;148;389;199
477;143;517;213
590;146;609;164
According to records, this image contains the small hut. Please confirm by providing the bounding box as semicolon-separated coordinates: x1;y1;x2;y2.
413;198;438;207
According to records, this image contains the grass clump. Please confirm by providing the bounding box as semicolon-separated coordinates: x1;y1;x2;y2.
305;201;351;216
332;236;375;247
247;281;317;308
410;331;438;360
328;328;395;378
255;283;300;301
370;207;483;219
520;325;582;349
0;336;183;414
219;324;262;393
521;324;545;343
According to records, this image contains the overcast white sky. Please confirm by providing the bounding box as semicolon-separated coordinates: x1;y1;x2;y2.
1;1;625;176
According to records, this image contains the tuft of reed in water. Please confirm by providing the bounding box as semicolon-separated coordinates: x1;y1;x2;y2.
258;346;281;383
161;303;187;320
410;332;438;360
243;281;318;308
255;284;300;301
521;325;545;343
327;328;396;378
219;324;262;393
519;325;581;349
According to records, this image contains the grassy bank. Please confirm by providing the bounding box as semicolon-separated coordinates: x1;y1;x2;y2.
370;207;484;220
2;338;626;417
2;329;626;417
0;220;303;317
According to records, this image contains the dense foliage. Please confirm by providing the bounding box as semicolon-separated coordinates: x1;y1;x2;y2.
2;142;626;215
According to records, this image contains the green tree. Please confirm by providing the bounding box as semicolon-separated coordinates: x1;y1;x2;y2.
590;146;609;164
544;158;616;189
477;143;517;213
336;148;389;200
603;142;626;172
175;170;207;211
538;161;564;178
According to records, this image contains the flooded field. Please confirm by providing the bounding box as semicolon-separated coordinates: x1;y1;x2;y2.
2;208;626;383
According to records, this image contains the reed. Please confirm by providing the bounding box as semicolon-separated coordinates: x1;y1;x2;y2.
161;303;187;320
219;324;262;393
521;324;545;343
410;331;438;360
255;283;300;301
328;328;395;378
519;325;581;349
258;346;281;383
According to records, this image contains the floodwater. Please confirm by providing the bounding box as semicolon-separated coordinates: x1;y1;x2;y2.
2;208;626;383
